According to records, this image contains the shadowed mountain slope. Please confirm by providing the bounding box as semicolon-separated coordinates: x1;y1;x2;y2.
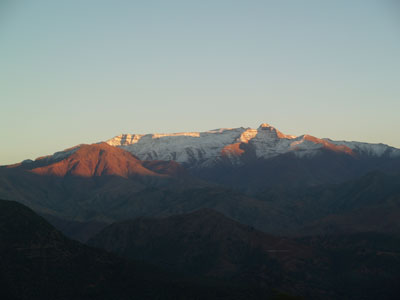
88;209;312;277
2;157;400;240
0;199;294;300
1;140;400;241
88;209;327;298
255;171;400;235
298;233;400;300
88;209;400;300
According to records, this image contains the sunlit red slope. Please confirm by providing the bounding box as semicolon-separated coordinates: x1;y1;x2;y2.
31;142;161;178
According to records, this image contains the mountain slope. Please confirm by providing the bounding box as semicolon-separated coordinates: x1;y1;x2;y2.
0;199;285;300
88;208;311;277
88;209;326;297
299;233;400;300
0;142;201;221
88;209;400;300
0;153;282;232
0;143;290;238
255;171;400;235
2;154;400;239
30;142;162;178
0;199;172;299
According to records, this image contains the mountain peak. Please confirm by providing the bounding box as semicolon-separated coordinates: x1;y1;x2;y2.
30;142;161;178
258;123;273;128
257;123;296;140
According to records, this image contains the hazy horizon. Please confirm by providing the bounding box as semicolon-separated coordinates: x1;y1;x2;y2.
1;0;400;165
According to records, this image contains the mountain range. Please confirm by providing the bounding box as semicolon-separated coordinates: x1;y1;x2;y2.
1;196;399;299
1;123;399;236
15;123;400;192
1;123;400;299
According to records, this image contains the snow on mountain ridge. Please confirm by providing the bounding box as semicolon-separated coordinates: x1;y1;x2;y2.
116;127;249;165
325;139;400;158
13;124;400;168
106;123;400;167
106;124;357;166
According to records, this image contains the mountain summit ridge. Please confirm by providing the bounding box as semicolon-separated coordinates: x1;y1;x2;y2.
106;123;400;167
5;123;400;175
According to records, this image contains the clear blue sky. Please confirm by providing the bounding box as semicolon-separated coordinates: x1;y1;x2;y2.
1;0;399;165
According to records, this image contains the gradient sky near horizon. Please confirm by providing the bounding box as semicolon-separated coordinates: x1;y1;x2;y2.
1;0;400;165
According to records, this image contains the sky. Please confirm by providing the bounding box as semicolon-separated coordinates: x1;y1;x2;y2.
1;0;400;165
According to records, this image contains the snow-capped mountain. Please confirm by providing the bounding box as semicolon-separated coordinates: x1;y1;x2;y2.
106;123;400;167
324;139;400;158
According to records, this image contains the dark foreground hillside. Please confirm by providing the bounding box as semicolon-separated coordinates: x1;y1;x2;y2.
299;233;400;300
0;199;293;300
89;209;400;300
